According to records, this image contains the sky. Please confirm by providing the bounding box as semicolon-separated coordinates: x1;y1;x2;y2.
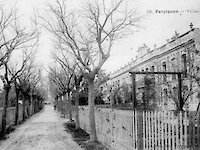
1;0;200;75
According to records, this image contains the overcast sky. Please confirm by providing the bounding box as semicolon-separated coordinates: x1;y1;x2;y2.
1;0;200;74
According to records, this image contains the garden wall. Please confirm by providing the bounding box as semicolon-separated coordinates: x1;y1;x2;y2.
79;106;135;150
79;106;200;150
0;106;23;130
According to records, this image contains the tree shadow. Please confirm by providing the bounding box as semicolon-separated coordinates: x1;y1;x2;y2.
63;121;109;150
0;126;16;141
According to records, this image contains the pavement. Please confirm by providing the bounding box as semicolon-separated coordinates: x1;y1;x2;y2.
0;105;84;150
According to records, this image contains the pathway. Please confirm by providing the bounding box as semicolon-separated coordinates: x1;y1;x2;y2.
0;105;83;150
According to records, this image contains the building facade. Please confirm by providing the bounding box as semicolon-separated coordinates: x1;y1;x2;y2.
103;25;200;111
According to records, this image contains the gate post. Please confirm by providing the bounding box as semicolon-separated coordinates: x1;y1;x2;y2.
131;73;136;109
178;73;183;110
137;110;143;150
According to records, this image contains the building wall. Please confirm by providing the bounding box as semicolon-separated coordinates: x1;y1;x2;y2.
105;27;200;110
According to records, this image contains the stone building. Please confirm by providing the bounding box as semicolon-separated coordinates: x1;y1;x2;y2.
103;24;200;111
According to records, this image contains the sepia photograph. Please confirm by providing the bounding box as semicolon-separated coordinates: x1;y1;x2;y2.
0;0;200;149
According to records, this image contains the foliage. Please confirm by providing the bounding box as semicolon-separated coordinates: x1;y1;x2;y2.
142;75;157;110
163;41;200;111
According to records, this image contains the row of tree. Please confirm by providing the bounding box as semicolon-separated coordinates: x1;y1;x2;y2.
48;51;108;128
0;7;45;137
44;0;141;142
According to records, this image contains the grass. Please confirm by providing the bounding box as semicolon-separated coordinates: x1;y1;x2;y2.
64;122;109;150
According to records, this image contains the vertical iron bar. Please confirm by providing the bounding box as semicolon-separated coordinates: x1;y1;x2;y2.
178;73;183;109
131;73;136;110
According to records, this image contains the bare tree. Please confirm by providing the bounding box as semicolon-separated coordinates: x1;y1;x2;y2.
0;52;33;136
0;41;38;137
18;64;41;120
161;40;200;111
43;0;141;141
48;63;74;121
53;50;84;128
0;8;38;68
9;50;36;125
0;7;16;67
183;40;200;111
0;6;39;136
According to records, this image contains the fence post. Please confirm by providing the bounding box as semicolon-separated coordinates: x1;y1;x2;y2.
154;111;158;149
197;111;200;147
177;73;183;110
184;111;187;148
148;111;151;149
172;111;175;149
157;111;161;149
137;110;143;150
131;73;136;109
180;111;183;148
142;111;145;149
151;111;155;149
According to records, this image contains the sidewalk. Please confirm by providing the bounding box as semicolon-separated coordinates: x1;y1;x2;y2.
0;105;84;150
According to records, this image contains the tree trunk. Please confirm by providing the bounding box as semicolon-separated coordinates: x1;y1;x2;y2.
65;95;69;118
67;92;73;122
32;96;35;114
62;96;65;118
88;77;97;142
28;99;31;116
14;85;20;125
36;98;38;112
75;87;80;129
22;94;26;121
196;100;200;112
115;94;119;105
177;103;184;111
34;97;36;113
110;93;114;107
1;85;10;137
30;92;33;116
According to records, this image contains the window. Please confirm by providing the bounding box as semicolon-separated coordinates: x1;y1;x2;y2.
162;62;167;71
162;62;167;82
183;85;188;91
150;65;155;81
172;74;176;80
171;58;175;68
163;89;168;105
173;87;178;101
181;54;187;77
171;58;176;80
151;66;155;72
100;87;103;91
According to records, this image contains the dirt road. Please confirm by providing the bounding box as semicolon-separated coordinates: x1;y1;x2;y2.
0;105;83;150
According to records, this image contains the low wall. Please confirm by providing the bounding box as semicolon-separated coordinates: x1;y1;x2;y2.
79;106;135;150
79;106;200;150
0;106;23;130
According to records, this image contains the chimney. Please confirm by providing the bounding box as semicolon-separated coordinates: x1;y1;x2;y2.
153;44;157;49
190;22;194;30
175;31;179;37
166;39;170;43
